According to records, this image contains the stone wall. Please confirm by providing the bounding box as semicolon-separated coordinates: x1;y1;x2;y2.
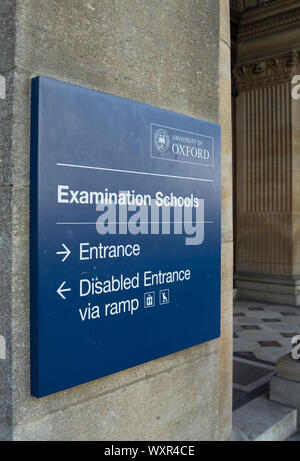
0;0;232;440
0;0;15;441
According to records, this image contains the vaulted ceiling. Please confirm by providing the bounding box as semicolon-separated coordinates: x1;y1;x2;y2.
230;0;278;12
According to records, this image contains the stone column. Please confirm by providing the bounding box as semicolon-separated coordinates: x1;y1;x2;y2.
219;0;233;440
232;0;300;305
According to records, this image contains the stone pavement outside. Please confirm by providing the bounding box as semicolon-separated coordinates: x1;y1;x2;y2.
233;299;300;410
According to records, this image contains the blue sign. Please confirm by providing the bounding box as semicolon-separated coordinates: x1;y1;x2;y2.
30;76;221;398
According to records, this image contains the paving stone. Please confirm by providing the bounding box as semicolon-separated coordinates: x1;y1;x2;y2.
255;348;288;365
234;351;257;361
258;341;282;348
233;395;297;441
280;333;298;338
280;312;298;317
262;319;282;323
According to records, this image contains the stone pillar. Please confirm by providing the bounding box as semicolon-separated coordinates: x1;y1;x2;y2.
232;0;300;305
219;0;233;440
0;0;15;440
0;0;232;440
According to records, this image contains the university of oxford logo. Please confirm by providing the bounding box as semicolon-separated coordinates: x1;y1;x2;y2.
154;128;170;153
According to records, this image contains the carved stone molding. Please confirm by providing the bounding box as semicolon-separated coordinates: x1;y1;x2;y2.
238;7;300;40
233;50;300;92
230;0;276;13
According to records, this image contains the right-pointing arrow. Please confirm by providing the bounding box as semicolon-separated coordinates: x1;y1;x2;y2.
57;281;71;300
56;243;71;262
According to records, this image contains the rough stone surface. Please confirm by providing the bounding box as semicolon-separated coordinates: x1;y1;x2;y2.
0;0;16;73
15;0;220;126
0;0;232;441
0;0;15;444
0;71;15;186
14;349;219;441
218;0;233;441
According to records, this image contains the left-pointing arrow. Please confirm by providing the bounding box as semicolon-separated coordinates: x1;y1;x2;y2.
56;243;71;262
57;281;71;300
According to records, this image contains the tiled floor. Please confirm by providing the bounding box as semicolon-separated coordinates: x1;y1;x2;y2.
233;299;300;410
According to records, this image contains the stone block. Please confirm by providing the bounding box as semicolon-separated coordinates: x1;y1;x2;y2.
219;40;232;244
235;274;300;306
233;395;297;441
0;186;12;234
10;70;31;187
15;0;219;123
13;350;219;441
0;0;16;73
0;71;15;186
277;354;300;383
270;376;300;429
220;0;230;47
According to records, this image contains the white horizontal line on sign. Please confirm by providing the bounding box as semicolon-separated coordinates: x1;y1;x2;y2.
56;163;214;183
56;221;215;225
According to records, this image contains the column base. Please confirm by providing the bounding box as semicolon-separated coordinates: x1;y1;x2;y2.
235;273;300;306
